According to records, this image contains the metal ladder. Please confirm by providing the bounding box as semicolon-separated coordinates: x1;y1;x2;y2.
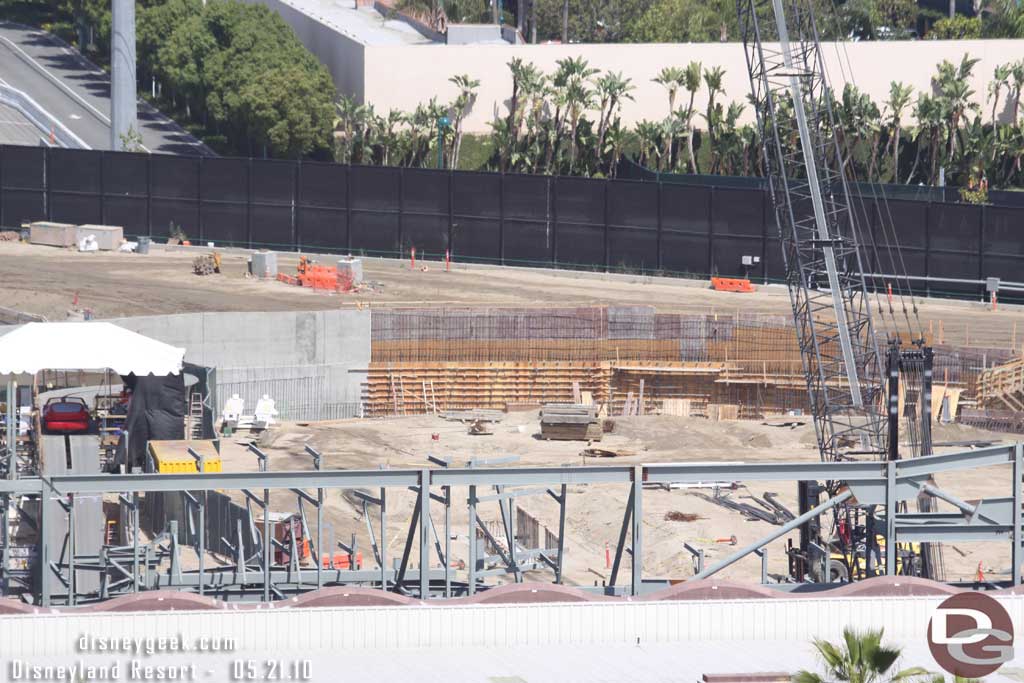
187;393;203;440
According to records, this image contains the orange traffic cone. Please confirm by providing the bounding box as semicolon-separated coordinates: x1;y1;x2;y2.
976;561;985;582
49;126;55;145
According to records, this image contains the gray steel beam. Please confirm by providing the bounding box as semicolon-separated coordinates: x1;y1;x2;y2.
895;524;1013;542
895;445;1014;479
37;447;1015;497
694;489;853;580
1015;444;1022;587
631;466;642;596
772;0;863;408
419;469;430;599
48;470;422;494
886;462;896;576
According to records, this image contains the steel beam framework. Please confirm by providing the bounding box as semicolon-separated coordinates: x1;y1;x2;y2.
0;444;1018;606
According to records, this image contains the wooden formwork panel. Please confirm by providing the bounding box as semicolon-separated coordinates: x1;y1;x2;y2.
371;339;680;363
365;362;611;417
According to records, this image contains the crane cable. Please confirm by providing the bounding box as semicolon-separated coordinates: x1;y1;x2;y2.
812;0;926;343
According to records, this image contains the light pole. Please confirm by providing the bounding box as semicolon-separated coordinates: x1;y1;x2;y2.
437;115;450;169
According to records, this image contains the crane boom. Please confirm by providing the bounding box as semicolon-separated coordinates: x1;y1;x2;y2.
738;0;886;462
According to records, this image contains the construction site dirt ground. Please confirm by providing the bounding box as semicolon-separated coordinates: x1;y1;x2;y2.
2;241;1024;350
192;413;1022;589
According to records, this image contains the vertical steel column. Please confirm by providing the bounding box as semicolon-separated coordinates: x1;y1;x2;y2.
0;493;7;594
40;488;51;606
419;469;430;599
68;495;76;606
1014;443;1022;587
5;381;14;479
379;485;387;591
887;343;900;461
316;485;323;591
444;485;451;598
467;484;477;595
555;483;567;584
631;466;643;595
262;487;270;603
133;491;139;592
197;456;205;596
920;347;934;456
885;461;896;575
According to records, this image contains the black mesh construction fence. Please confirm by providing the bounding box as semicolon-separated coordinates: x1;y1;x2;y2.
2;145;1023;299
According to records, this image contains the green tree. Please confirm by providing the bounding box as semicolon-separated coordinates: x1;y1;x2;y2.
594;71;635;173
448;74;481;168
793;628;927;683
702;65;725;173
928;15;983;38
652;66;686;169
883;81;914;182
934;55;981;158
531;0;653;42
989;62;1013;124
629;0;737;42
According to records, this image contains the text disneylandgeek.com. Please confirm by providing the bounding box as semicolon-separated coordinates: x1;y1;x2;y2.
5;635;313;681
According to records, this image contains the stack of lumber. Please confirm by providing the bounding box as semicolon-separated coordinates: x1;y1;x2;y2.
539;403;602;441
978;356;1024;411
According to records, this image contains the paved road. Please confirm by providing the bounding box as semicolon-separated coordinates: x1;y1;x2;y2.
0;22;213;155
0;101;44;146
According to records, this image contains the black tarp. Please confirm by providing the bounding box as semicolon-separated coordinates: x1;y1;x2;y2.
111;372;185;472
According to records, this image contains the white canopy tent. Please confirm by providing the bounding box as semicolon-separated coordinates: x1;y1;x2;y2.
0;322;185;377
0;322;186;478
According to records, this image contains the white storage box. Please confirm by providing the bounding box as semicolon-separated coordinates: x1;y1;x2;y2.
76;224;124;251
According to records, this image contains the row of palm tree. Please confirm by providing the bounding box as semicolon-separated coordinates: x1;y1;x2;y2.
334;55;1024;191
334;74;480;169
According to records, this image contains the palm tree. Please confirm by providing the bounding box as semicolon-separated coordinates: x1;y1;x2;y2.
793;628;927;683
989;62;1013;125
683;62;703;173
653;66;687;170
551;57;598;174
594;71;635;173
448;73;480;169
653;66;686;114
884;82;914;182
703;66;726;174
1010;59;1024;123
635;120;662;170
911;93;945;185
504;58;543;171
933;55;981;159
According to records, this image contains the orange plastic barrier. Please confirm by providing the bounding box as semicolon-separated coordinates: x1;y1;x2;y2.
321;551;364;570
710;277;755;293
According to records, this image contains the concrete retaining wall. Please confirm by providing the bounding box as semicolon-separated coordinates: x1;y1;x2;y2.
109;310;371;421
